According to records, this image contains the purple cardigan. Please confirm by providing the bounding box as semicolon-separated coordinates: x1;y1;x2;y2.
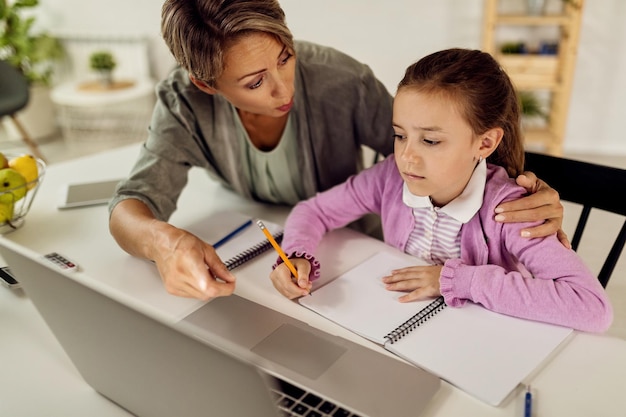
280;156;613;333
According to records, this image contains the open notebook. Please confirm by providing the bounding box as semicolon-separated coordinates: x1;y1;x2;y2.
192;211;283;270
300;251;573;406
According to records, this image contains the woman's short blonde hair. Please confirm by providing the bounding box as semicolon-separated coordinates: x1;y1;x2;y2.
161;0;294;87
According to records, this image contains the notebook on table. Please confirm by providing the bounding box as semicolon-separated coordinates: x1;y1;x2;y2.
184;210;284;270
0;237;440;417
299;251;574;406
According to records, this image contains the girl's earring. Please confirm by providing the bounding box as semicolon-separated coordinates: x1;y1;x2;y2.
478;155;484;163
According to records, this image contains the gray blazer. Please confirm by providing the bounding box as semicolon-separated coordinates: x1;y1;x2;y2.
109;41;394;221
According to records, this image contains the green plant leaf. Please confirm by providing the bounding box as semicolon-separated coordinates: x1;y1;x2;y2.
15;0;39;9
518;91;547;119
0;0;63;85
89;50;116;71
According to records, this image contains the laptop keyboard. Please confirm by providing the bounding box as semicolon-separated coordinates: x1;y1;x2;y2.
272;378;361;417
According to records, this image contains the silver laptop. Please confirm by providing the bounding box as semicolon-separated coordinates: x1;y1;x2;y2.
0;239;440;417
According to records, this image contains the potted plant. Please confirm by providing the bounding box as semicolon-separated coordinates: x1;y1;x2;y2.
500;41;527;55
0;0;64;85
0;0;64;139
518;91;548;130
89;50;116;88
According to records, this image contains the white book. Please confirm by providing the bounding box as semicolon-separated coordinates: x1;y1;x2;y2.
299;251;573;406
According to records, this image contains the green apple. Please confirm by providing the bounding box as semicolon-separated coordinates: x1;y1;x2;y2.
0;168;27;204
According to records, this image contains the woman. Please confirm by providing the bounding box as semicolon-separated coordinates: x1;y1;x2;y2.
109;0;565;300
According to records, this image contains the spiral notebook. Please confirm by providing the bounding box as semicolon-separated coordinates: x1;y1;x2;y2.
193;211;284;271
299;251;573;406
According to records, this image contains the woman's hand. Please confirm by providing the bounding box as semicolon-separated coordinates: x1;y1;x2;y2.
270;258;312;299
109;199;235;300
382;264;443;302
494;171;571;248
151;225;236;300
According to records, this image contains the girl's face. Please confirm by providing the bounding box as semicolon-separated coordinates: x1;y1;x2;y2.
197;32;296;117
393;89;483;207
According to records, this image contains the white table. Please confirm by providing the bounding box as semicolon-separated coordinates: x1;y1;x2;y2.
50;78;155;143
2;144;626;417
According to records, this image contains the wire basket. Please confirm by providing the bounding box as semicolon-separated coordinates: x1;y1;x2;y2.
0;155;46;234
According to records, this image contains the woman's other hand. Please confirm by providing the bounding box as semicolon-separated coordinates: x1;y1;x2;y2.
494;171;570;248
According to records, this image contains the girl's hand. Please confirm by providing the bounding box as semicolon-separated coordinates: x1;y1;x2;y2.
270;258;312;299
382;264;443;302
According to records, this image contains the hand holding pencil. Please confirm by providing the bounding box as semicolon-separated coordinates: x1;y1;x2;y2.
257;220;312;298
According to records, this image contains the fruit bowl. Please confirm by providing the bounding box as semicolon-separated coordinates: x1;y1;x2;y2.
0;154;46;234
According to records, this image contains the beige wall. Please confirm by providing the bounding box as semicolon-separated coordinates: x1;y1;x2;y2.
40;0;626;156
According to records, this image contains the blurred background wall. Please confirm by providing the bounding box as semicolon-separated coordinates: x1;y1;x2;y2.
35;0;626;155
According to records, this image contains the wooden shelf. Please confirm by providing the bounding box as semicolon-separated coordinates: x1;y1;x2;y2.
524;128;558;151
498;54;560;90
493;14;570;25
482;0;585;155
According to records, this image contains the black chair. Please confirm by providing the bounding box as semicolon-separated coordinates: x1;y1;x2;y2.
0;60;47;162
524;151;626;288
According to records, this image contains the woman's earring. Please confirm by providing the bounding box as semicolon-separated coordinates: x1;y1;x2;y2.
478;155;484;163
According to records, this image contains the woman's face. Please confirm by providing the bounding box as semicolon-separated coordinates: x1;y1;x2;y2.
393;89;482;207
212;33;296;117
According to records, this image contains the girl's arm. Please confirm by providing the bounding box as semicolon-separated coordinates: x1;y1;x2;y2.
440;227;613;333
279;160;391;279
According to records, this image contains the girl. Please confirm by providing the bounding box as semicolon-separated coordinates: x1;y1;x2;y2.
270;48;612;333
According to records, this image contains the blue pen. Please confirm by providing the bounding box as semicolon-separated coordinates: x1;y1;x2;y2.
524;385;532;417
212;219;253;249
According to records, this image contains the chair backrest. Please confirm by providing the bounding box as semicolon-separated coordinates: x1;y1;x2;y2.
0;60;30;116
524;151;626;288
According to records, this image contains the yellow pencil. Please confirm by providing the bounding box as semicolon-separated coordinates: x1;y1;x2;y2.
257;220;311;295
256;219;299;279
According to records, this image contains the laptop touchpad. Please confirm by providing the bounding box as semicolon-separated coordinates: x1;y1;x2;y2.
251;323;347;380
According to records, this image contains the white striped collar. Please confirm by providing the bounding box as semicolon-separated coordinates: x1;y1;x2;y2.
402;159;486;224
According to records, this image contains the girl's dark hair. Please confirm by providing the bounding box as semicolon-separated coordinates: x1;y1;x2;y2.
162;0;294;87
397;48;524;177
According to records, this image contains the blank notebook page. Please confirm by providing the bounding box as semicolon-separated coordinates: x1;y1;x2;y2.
300;251;573;406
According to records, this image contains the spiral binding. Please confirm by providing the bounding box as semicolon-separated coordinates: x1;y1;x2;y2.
384;296;447;344
224;231;284;270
